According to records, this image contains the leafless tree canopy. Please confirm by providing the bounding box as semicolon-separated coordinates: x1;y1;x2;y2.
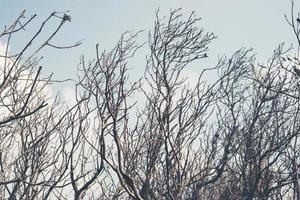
1;3;300;200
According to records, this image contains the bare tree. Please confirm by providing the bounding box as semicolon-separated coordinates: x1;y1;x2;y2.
1;3;300;200
0;10;80;199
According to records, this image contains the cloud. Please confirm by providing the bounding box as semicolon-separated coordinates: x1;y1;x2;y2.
0;41;8;69
60;86;76;106
0;41;59;112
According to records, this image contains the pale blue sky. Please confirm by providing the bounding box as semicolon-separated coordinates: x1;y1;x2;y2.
0;0;299;81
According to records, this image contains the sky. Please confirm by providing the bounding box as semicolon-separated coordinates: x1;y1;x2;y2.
0;0;299;88
0;2;298;197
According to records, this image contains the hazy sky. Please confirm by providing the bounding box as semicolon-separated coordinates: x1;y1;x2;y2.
0;0;299;82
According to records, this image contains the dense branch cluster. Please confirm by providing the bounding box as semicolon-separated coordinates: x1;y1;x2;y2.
1;4;300;200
